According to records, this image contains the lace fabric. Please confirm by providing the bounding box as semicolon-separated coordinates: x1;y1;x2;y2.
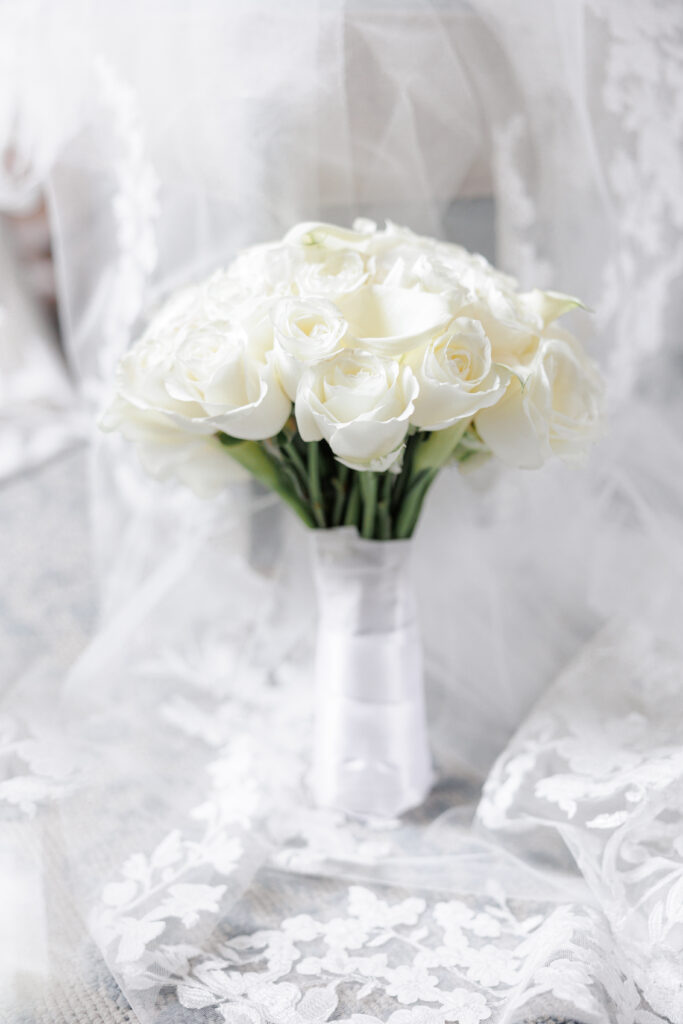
3;518;680;1022
1;1;683;1022
478;622;683;1022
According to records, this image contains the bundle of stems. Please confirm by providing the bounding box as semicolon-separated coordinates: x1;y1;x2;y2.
217;419;488;540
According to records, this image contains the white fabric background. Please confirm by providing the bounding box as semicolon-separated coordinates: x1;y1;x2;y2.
0;1;682;1022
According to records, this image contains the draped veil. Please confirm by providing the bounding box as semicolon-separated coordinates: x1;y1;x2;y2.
1;2;683;1022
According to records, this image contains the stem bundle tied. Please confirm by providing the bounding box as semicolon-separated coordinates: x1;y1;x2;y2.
218;421;476;540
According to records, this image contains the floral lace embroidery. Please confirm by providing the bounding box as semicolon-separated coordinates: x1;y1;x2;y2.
86;625;672;1021
90;55;160;388
169;879;640;1023
90;737;256;992
478;622;683;1021
0;713;79;815
491;114;552;288
592;0;683;399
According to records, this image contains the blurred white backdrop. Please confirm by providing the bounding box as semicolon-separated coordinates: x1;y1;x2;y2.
1;2;683;1023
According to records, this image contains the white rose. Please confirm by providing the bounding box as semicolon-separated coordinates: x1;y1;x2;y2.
201;269;259;321
407;318;510;430
295;350;419;472
456;283;539;371
459;283;583;371
223;241;301;298
271;297;349;399
284;220;376;251
143;285;204;338
452;252;518;296
100;396;246;497
295;248;368;300
372;247;464;297
118;320;291;441
475;331;604;469
336;284;452;356
368;224;438;288
369;223;507;301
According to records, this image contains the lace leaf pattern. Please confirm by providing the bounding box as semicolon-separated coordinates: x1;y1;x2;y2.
87;617;325;997
90;737;256;992
3;579;679;1022
0;713;80;816
85;623;665;1022
87;55;160;391
491;114;552;289
593;0;683;400
483;0;683;403
477;621;683;1021
167;875;640;1024
143;622;397;874
77;608;683;1021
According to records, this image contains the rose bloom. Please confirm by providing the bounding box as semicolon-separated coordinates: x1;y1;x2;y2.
475;330;604;468
271;297;348;400
108;288;291;438
407;317;510;429
102;219;603;494
295;349;418;472
100;290;292;491
100;397;245;497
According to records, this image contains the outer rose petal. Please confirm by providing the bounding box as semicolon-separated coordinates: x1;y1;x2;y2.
475;378;549;469
325;418;409;472
295;392;325;442
476;333;603;470
202;359;291;439
136;359;291;441
410;371;507;429
100;396;247;496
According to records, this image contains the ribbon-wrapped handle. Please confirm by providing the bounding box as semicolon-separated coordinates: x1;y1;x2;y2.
310;528;433;817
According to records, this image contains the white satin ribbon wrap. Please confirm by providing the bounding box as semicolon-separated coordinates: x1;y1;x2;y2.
310;527;433;817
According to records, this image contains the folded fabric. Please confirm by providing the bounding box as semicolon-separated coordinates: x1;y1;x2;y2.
478;620;683;1022
0;220;83;481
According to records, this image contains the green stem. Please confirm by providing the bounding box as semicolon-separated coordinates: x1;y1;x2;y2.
359;472;378;539
265;438;305;502
377;473;393;540
395;468;439;539
391;422;471;538
217;434;315;529
332;464;350;526
279;459;309;508
391;432;418;517
343;474;361;528
307;442;326;528
283;438;309;486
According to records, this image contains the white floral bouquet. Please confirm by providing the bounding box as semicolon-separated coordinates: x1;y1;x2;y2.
101;220;604;816
101;220;603;539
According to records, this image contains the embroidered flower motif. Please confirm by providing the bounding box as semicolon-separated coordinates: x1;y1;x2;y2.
387;1008;445;1024
461;945;521;988
384;965;441;1005
438;988;491;1024
282;913;323;942
323;915;371;950
348;886;426;928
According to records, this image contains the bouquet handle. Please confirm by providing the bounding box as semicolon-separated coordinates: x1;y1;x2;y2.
310;528;434;817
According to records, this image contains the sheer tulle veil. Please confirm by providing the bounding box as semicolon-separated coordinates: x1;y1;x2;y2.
3;0;682;769
1;1;682;1020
